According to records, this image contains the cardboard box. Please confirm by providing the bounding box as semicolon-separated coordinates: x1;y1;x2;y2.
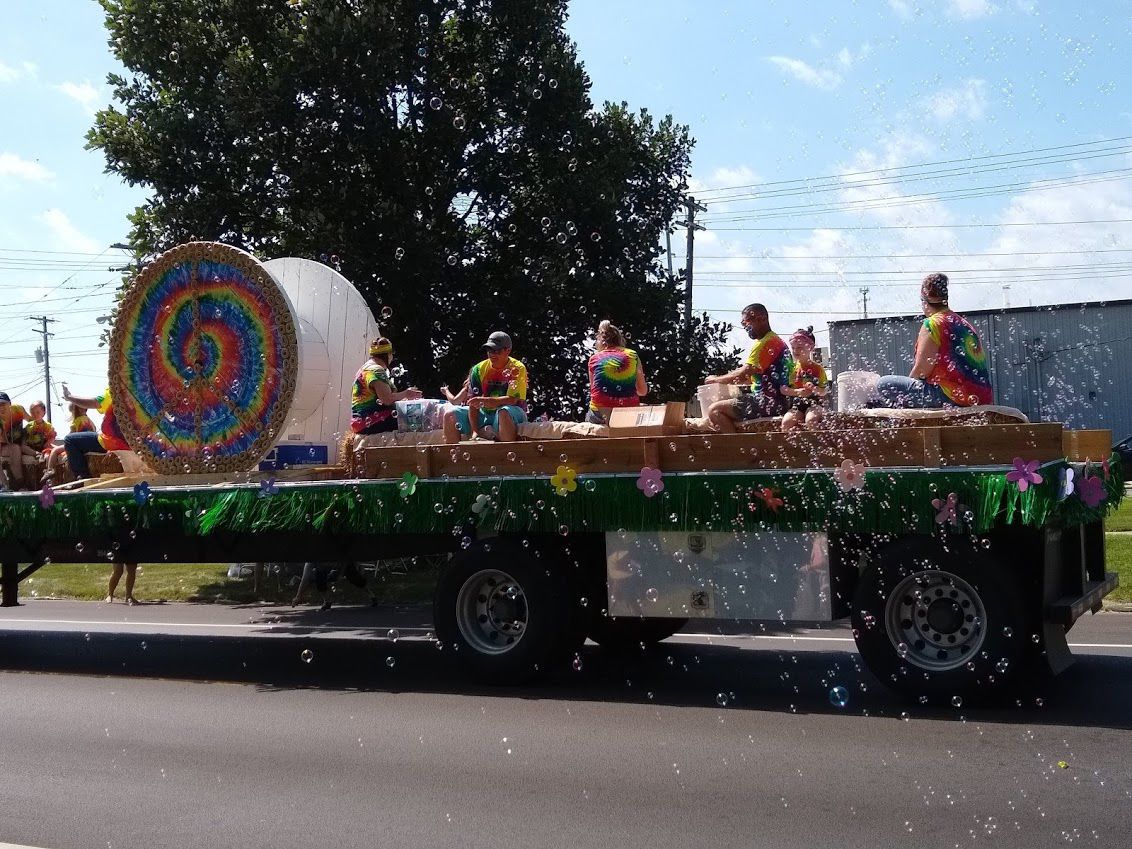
607;402;687;438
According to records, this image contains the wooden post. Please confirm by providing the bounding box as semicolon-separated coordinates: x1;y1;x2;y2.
922;428;942;468
643;438;660;470
1;562;19;607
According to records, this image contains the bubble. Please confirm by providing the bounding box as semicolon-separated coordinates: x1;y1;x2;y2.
429;96;443;110
387;629;400;642
951;696;963;708
549;78;559;89
828;686;849;708
394;247;405;260
558;525;569;536
555;232;567;244
300;649;314;663
417;46;428;58
590;232;601;242
716;692;729;707
140;641;147;651
453;115;466;130
1031;633;1041;644
380;305;393;320
896;642;909;658
385;656;396;668
572;654;583;672
75;542;85;554
532;88;542;99
419;13;428;24
584;479;597;492
540;216;551;228
1002;627;1013;638
646;587;658;603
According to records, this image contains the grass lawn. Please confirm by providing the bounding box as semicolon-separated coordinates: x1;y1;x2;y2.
1105;533;1132;603
1105;496;1132;533
23;559;440;605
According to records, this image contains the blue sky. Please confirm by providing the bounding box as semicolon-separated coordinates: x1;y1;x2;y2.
2;0;1131;417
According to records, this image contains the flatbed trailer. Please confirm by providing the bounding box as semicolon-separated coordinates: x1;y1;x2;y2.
0;422;1121;703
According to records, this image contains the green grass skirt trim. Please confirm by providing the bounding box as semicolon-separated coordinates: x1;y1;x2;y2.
0;457;1122;543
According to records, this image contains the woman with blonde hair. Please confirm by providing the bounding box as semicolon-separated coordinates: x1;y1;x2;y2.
586;320;648;424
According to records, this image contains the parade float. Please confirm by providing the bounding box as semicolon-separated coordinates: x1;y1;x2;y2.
0;242;1122;702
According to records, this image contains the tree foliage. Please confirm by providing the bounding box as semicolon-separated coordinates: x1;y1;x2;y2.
89;0;738;417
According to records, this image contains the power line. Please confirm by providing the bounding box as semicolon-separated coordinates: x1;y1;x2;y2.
691;247;1132;260
701;218;1132;232
694;135;1132;196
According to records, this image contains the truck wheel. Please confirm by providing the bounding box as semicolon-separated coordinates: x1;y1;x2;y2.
851;537;1031;704
434;541;572;683
588;616;689;651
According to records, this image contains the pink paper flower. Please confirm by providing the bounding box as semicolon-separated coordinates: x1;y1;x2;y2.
931;492;960;525
636;467;664;498
38;484;55;510
833;459;866;492
1006;457;1043;493
1077;475;1107;509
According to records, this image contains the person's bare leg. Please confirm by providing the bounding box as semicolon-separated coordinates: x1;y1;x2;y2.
4;445;24;487
806;407;825;430
443;410;461;445
124;563;138;604
497;409;517;442
292;563;313;606
707;400;738;434
781;410;801;432
107;563;124;602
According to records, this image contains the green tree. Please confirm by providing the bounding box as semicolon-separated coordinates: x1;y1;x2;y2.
89;0;738;418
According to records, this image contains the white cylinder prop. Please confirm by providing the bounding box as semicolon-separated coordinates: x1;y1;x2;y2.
835;370;880;411
262;258;380;462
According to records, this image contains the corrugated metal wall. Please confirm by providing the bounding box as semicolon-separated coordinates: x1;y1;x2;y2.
827;301;1132;438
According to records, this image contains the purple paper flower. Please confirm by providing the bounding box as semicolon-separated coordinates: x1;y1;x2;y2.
133;481;151;506
636;467;664;498
38;484;55;510
1058;467;1075;502
1005;457;1043;493
259;477;279;499
1077;475;1107;509
932;492;960;525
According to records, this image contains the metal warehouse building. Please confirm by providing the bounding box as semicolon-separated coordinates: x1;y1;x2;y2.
827;298;1132;439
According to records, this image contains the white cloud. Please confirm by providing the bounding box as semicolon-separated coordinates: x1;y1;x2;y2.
0;152;54;183
888;0;915;18
836;44;872;70
947;0;998;19
55;80;102;114
765;56;842;91
0;60;36;84
39;209;102;254
922;78;988;122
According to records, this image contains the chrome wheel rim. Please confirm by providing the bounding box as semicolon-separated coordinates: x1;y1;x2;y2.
884;569;986;672
455;569;528;655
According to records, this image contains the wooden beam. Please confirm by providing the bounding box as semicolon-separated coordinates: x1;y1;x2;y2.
938;423;1063;467
1062;429;1112;463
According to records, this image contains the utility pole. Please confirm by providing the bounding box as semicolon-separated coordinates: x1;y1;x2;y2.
29;316;57;417
665;229;674;278
676;195;707;338
859;287;870;319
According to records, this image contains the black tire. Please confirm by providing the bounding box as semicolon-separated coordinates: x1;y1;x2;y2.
851;536;1035;705
588;616;689;651
434;540;573;684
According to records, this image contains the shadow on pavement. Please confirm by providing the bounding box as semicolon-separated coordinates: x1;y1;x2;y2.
2;625;1129;731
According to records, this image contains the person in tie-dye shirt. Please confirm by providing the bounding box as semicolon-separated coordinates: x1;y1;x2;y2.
442;331;529;443
875;273;993;408
350;337;422;435
704;303;794;432
781;328;829;431
586;320;648;424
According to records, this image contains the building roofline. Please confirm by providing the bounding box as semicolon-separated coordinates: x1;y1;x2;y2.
827;297;1132;329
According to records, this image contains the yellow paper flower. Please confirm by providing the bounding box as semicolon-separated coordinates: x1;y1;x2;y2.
551;465;577;497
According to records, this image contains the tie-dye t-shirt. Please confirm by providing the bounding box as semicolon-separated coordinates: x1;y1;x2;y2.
70;414;96;434
468;357;528;409
0;404;28;441
95;389;129;451
25;419;57;452
745;332;793;399
588;347;642;412
922;311;993;406
788;360;829;393
351;360;396;433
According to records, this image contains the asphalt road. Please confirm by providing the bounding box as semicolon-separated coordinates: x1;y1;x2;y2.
0;605;1130;849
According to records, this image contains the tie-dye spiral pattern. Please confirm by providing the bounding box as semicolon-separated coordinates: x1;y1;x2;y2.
922;311;993;406
588;347;641;411
745;332;794;398
113;249;296;469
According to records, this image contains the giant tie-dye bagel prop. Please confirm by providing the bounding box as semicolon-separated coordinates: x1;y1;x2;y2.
108;242;299;474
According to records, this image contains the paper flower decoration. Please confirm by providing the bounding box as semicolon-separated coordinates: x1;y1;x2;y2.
1058;467;1076;502
931;492;961;525
38;483;55;510
1077;475;1107;508
1006;458;1043;493
1102;458;1111;480
833;459;866;492
133;481;151;506
749;486;785;513
397;471;418;498
636;467;664;498
471;493;492;514
551;465;577;497
258;477;279;499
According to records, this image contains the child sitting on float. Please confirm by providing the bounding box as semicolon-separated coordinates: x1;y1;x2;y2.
780;327;828;431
